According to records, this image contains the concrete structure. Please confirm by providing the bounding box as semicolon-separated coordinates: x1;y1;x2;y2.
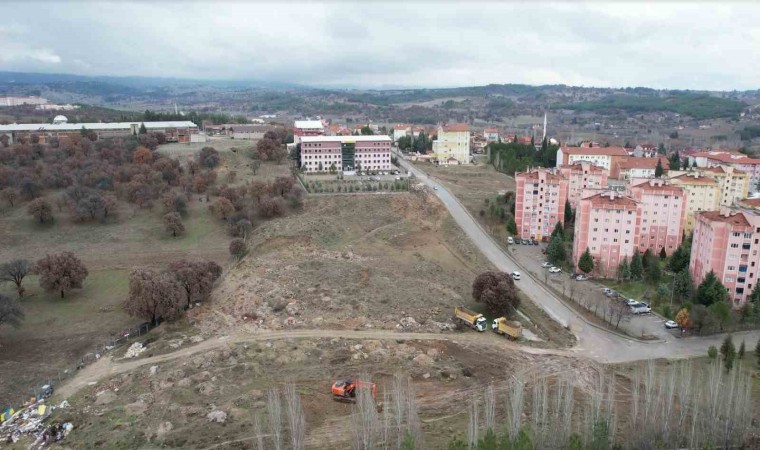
558;161;608;209
483;127;499;142
223;124;279;140
293;120;324;144
35;103;78;111
668;172;721;233
690;208;760;308
0;96;47;107
572;191;639;278
392;124;410;142
629;179;686;255
515;168;568;241
690;150;760;194
556;146;629;177
615;156;669;181
300;135;392;173
0;118;198;144
700;166;750;206
432;124;470;164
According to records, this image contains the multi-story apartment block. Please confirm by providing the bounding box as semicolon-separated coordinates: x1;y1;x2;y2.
0;96;47;107
515;168;568;241
629;179;686;255
432;124;470;164
572;191;639;278
615;156;669;181
483;128;500;142
293;120;325;144
668;172;720;233
700;166;750;206
690;150;760;194
690;207;760;308
557;161;608;209
556;146;629;177
299;135;392;173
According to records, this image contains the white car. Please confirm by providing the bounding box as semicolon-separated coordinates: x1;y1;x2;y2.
664;320;678;329
507;237;514;244
548;267;562;273
433;186;439;191
540;262;552;268
511;271;521;280
575;274;589;281
626;298;639;306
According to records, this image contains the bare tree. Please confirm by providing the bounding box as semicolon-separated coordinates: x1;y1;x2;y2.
467;396;479;450
229;238;247;259
27;197;53;223
392;374;407;449
163;212;185;237
0;259;31;297
352;375;379;450
0;293;24;329
284;383;305;450
484;384;495;433
507;371;525;440
253;413;265;450
267;388;282;450
1;188;19;207
167;260;222;308
123;269;183;325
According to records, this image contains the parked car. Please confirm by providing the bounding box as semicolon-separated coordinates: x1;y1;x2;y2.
664;320;679;329
511;271;521;280
549;267;562;273
630;302;651;314
541;262;552;268
507;237;514;244
522;239;531;245
433;186;439;191
626;298;639;306
575;274;589;281
531;239;539;245
602;287;613;294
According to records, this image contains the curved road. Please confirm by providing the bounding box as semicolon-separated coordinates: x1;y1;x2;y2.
395;153;760;363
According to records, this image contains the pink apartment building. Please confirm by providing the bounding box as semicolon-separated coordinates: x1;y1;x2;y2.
572;191;639;277
629;179;686;255
691;150;760;194
690;208;760;308
515;168;568;241
300;135;392;173
558;161;608;210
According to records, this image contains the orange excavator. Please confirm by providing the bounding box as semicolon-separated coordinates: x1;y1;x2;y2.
331;378;377;403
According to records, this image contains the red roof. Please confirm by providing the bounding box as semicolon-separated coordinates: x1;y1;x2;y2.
670;173;719;185
631;179;683;193
516;169;564;183
585;192;638;208
484;127;499;133
617;156;670;170
564;146;629;157
562;161;607;174
739;198;760;209
442;123;470;132
700;166;746;175
697;211;751;227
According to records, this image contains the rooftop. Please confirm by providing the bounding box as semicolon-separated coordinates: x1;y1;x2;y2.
738;198;760;209
300;135;392;143
631;179;683;193
700;166;746;175
617;156;669;170
484;127;499;133
585;191;639;208
560;161;607;173
564;146;629;157
697;210;751;227
516;168;565;183
441;123;470;133
669;173;719;185
0;121;197;132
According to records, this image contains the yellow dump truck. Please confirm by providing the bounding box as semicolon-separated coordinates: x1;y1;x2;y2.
491;317;522;340
454;306;487;332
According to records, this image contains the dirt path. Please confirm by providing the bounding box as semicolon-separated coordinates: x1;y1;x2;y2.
56;328;570;400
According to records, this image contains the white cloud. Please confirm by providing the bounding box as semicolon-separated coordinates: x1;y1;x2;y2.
0;1;757;90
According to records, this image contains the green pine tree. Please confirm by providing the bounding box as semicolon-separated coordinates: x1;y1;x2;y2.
617;256;631;281
659;247;667;259
139;123;148;134
550;222;564;240
755;339;760;366
630;251;643;280
738;341;746;359
578;248;594;274
564;199;574;224
655;158;664;178
507;218;518;236
547;235;566;266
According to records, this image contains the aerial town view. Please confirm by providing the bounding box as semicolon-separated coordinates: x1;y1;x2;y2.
1;1;759;449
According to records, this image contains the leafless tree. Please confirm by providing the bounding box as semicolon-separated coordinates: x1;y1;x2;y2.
1;187;19;207
352;375;379;450
123;269;183;325
0;293;24;329
531;376;548;449
467;396;479;450
392;374;407;449
267;388;282;450
506;371;525;440
484;384;495;433
27;197;53;223
33;252;88;298
163;212;185;237
253;413;265;450
284;383;305;450
0;259;31;297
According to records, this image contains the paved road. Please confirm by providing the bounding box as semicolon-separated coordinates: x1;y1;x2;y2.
395;153;760;363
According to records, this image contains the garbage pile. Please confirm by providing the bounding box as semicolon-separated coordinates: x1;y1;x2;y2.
0;395;73;447
124;342;146;358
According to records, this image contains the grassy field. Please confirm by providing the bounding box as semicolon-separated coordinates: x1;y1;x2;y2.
0;142;291;405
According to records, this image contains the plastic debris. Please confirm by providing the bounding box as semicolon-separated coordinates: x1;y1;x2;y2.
0;397;73;446
124;342;146;358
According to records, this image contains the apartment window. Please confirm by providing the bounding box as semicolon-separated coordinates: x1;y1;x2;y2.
733;232;741;237
728;266;736;271
731;243;739;248
726;277;734;283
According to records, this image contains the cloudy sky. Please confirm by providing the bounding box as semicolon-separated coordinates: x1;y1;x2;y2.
1;1;759;90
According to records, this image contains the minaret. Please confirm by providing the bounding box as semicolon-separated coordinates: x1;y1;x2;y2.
542;112;547;141
175;103;178;115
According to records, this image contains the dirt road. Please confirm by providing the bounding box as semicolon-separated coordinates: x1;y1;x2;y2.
56;328;567;400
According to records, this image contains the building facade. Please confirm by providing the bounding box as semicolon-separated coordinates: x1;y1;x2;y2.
668;172;720;233
0;96;47;107
0;117;198;144
558;161;608;209
690;208;760;308
300;135;392;173
432;124;470;164
572;191;639;278
691;150;760;194
483;128;500;142
615;156;669;181
700;166;750;206
293;120;325;144
629;179;686;255
556;146;629;177
515;168;568;241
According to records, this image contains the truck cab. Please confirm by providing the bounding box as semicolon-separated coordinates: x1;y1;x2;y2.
473;317;488;332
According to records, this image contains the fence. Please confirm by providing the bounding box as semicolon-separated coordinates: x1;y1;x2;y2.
4;321;154;415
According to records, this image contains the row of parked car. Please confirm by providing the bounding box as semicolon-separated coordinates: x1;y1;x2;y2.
507;237;539;246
